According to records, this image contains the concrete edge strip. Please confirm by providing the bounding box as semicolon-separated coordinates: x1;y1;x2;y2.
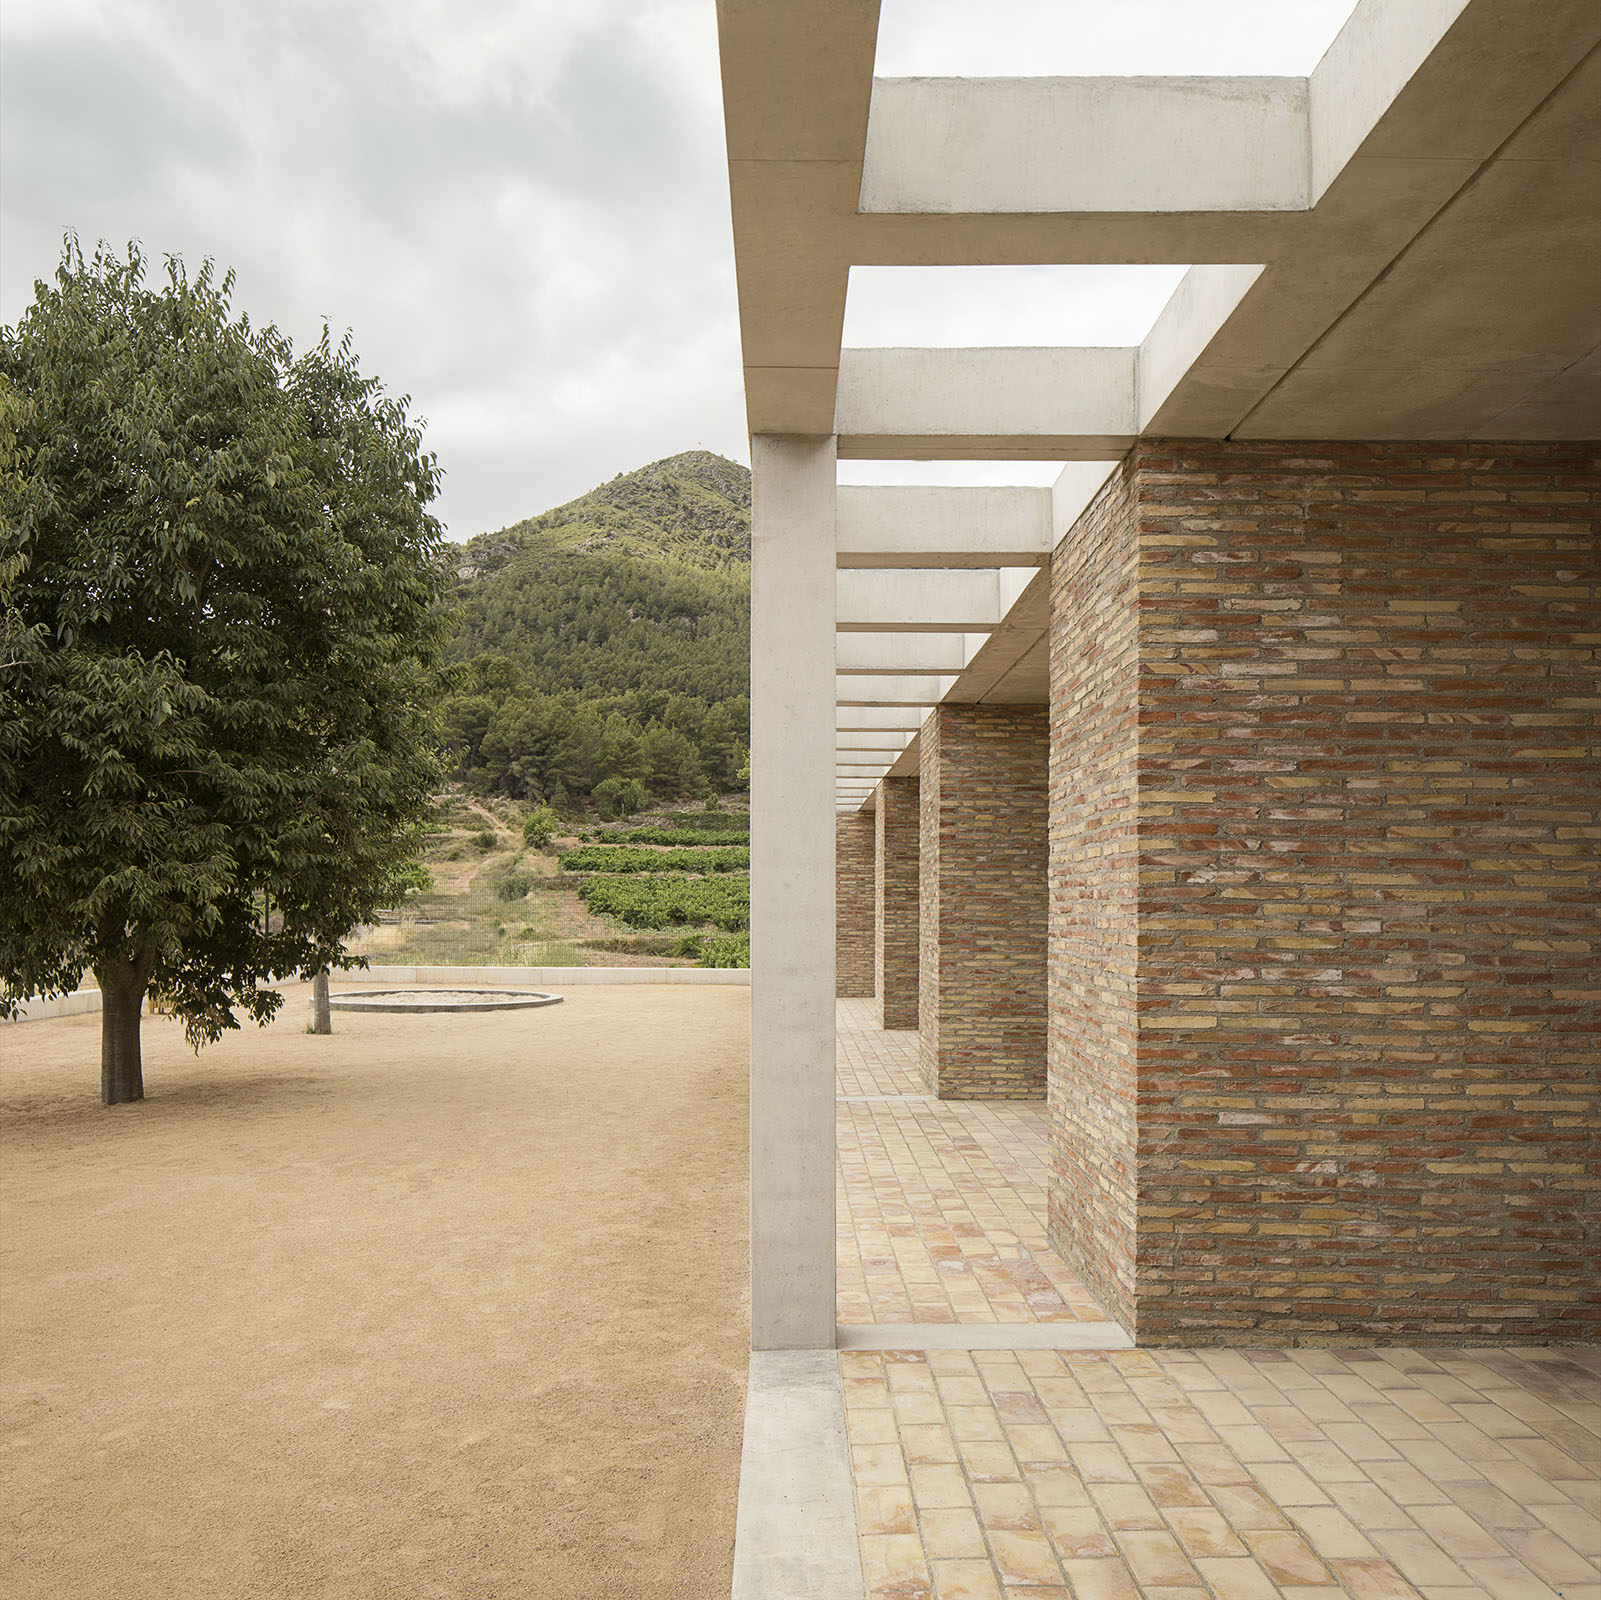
836;1322;1134;1351
731;1350;866;1600
4;966;751;1023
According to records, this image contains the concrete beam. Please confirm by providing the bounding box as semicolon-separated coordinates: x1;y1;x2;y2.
836;485;1054;567
861;75;1311;215
837;568;1037;632
837;706;929;731
835;632;979;674
838;730;911;751
835;346;1136;457
837;674;956;705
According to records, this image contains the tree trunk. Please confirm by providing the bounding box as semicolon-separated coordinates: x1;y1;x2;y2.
95;960;147;1105
310;969;332;1034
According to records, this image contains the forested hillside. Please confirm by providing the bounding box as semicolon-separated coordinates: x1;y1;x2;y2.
440;452;750;811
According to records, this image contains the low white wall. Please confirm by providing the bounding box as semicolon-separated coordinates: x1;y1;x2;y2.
4;988;103;1023
340;965;750;988
3;964;750;1023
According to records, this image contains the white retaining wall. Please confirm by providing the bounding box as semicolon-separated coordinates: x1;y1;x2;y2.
2;964;750;1024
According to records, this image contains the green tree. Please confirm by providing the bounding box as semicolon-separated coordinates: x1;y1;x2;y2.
0;241;447;1103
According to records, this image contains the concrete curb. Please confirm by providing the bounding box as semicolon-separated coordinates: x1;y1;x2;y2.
730;1351;864;1600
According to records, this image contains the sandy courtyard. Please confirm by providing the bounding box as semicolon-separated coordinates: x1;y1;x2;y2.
0;982;750;1599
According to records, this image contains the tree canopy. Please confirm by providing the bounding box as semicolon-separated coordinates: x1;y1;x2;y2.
0;241;448;1103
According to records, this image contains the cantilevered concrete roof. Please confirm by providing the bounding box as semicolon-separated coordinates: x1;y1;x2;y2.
719;0;1601;804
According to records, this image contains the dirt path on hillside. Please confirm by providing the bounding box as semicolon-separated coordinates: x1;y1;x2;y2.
1;984;750;1599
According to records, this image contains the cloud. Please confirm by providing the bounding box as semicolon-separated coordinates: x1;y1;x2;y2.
1;0;746;539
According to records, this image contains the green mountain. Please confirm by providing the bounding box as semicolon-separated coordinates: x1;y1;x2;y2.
440;452;751;810
457;449;750;574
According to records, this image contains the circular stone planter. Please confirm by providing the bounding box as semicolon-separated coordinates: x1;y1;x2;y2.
328;988;564;1014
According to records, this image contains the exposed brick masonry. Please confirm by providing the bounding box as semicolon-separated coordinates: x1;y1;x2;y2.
1046;457;1143;1330
874;776;920;1029
835;811;875;998
1048;440;1600;1344
920;705;1050;1098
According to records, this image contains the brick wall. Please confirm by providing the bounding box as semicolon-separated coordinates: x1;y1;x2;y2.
836;811;875;998
875;776;920;1030
919;705;1050;1098
1047;457;1142;1330
1048;440;1600;1344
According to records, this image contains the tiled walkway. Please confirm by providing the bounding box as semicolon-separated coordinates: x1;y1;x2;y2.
836;1000;1107;1325
842;1344;1601;1600
833;1004;1601;1600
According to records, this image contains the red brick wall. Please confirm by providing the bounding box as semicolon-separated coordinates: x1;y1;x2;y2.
1046;458;1142;1330
1049;440;1601;1344
875;776;920;1030
836;811;875;998
919;705;1050;1098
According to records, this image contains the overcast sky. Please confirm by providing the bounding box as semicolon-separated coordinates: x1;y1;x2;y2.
1;0;1357;539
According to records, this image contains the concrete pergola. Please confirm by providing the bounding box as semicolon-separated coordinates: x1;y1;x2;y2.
733;0;1598;1353
724;2;1597;1587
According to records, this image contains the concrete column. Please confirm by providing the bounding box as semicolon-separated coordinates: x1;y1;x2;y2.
919;705;1049;1098
749;434;837;1350
874;776;920;1029
835;812;875;997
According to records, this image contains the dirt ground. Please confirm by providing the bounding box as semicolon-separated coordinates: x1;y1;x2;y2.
0;982;751;1599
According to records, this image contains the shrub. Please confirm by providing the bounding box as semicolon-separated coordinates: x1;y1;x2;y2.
522;805;559;848
578;873;749;932
495;871;534;901
695;933;750;968
589;827;748;847
558;845;748;875
473;828;497;852
592;776;648;822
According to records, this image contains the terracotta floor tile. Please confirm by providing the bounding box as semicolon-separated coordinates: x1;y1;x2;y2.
1248;1460;1333;1506
1208;1484;1294;1531
1329;1558;1426;1600
932;1559;1007;1600
1370;1529;1475;1588
1057;1557;1141;1600
913;1464;978;1511
903;1424;963;1465
974;1483;1044;1533
1166;1507;1249;1558
924;1508;990;1561
1365;1461;1455;1507
1022;1463;1093;1508
1290;1506;1381;1560
1409;1503;1511;1560
961;1441;1025;1483
862;1532;934;1596
856;1442;913;1487
1500;1529;1599;1586
989;1530;1066;1587
859;1486;919;1536
1457;1555;1563;1600
1326;1481;1419;1531
1246;1528;1336;1585
1068;1443;1137;1484
1179;1443;1256;1487
1086;1482;1164;1530
1193;1556;1281;1600
1136;1464;1211;1509
1040;1506;1118;1560
1532;1499;1601;1558
1116;1529;1201;1587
